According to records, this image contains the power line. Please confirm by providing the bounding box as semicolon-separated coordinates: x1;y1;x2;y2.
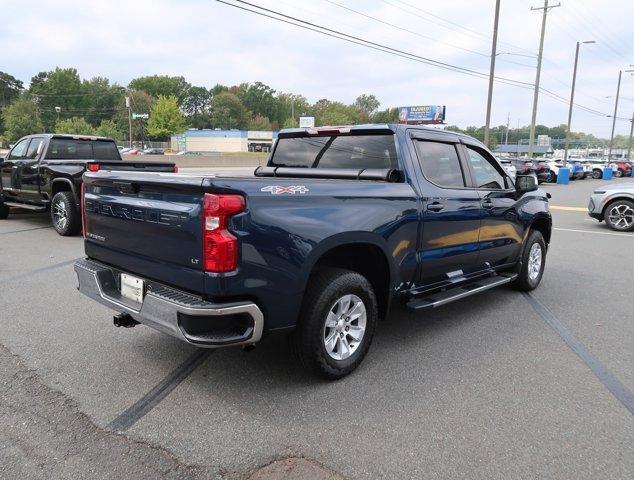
218;0;534;88
216;0;629;121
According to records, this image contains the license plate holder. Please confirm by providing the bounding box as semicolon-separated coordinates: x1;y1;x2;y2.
120;273;144;304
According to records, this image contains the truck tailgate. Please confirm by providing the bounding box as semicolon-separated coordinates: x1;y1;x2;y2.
83;172;206;293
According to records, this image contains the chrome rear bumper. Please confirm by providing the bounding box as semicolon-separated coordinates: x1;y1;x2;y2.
74;258;264;347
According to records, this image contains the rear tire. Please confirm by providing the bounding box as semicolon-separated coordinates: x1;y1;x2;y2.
512;230;546;292
0;202;9;219
549;171;557;183
592;169;602;179
50;191;81;236
615;170;623;178
291;268;377;380
604;199;634;232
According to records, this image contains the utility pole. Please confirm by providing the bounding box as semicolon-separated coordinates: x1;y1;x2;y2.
125;93;132;148
528;0;560;158
505;112;510;144
483;0;500;148
608;70;622;162
627;113;634;162
563;40;595;166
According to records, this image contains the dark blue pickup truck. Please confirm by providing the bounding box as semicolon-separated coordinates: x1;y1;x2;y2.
75;124;551;379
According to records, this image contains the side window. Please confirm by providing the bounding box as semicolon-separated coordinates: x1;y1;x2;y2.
415;140;465;188
25;138;44;160
8;138;30;160
465;147;507;189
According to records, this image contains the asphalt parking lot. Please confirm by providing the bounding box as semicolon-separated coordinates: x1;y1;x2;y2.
1;173;633;480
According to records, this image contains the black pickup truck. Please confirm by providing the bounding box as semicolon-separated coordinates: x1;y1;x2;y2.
0;134;175;235
75;124;552;379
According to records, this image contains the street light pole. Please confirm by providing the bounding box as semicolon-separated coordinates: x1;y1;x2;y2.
483;0;500;148
563;40;595;166
528;0;560;158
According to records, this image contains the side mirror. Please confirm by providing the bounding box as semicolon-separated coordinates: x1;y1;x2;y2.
516;174;538;193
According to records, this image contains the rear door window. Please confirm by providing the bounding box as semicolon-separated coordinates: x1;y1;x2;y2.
414;140;466;188
45;138;120;160
270;134;398;169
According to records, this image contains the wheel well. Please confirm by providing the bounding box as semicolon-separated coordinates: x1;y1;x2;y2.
530;217;551;245
311;243;391;319
51;180;74;196
602;197;634;216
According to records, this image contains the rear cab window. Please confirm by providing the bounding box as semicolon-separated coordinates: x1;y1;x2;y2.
414;141;466;188
45;138;121;160
269;134;398;170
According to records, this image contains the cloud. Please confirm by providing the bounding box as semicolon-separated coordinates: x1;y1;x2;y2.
1;0;632;137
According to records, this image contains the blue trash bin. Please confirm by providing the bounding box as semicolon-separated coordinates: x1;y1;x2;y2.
557;167;570;185
603;167;613;180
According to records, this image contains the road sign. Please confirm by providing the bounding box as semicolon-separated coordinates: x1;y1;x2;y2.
132;113;149;120
299;116;315;128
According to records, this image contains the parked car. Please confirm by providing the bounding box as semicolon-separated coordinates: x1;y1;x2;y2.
74;124;551;379
546;160;584;182
126;148;140;155
588;183;634;231
0;134;176;235
614;162;632;177
532;160;551;184
141;148;164;155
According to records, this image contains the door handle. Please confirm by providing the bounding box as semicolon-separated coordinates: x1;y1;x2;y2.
482;200;494;209
426;202;444;212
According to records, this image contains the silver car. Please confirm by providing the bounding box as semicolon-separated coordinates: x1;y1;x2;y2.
588;183;634;231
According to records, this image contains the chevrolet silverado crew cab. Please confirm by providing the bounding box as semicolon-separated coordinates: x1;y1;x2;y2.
75;124;552;379
0;134;175;235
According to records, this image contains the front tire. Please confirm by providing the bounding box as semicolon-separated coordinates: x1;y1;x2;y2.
512;230;546;291
291;268;378;380
615;170;623;178
549;171;557;183
592;169;602;179
50;191;81;236
604;199;634;232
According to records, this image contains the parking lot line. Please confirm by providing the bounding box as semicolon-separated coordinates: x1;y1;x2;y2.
0;225;53;235
523;293;634;415
554;227;633;237
550;205;587;212
106;349;213;433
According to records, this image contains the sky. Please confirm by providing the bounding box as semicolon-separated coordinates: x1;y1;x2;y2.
2;0;633;138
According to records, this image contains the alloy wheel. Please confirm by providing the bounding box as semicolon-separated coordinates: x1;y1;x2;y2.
608;204;634;230
323;294;367;361
528;243;542;280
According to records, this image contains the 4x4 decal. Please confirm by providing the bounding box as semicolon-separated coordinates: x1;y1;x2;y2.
261;185;309;195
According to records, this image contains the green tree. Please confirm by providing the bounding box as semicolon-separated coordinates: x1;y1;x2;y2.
95;119;123;140
182;86;213;129
55;116;95;135
247;114;272;131
237;82;277;122
311;99;356;126
146;95;186;140
0;71;23;108
1;95;43;142
129;75;191;104
211;84;229;96
353;94;380;121
371;107;399;124
275;93;309;126
81;77;124;127
29;67;84;131
210;92;250;129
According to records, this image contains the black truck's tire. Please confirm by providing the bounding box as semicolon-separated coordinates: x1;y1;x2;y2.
512;230;546;292
50;191;81;236
291;268;378;380
603;199;634;232
0;202;9;219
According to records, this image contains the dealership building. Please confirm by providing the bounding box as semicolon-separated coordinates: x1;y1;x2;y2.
171;129;278;153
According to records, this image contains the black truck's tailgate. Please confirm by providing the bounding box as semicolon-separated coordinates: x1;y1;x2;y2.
83;171;206;293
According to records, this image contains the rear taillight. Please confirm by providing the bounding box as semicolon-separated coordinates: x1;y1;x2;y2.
202;193;245;273
81;182;87;238
173;165;179;173
87;162;100;172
